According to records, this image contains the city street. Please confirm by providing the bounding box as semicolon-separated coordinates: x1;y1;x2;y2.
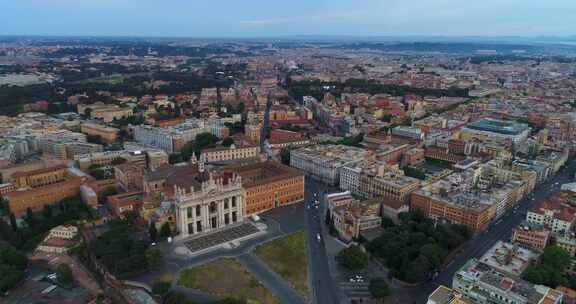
303;177;344;304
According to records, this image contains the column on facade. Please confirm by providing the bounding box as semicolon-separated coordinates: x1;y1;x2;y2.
202;202;210;232
218;197;225;229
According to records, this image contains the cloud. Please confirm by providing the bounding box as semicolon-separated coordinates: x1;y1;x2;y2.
240;10;370;27
240;19;280;26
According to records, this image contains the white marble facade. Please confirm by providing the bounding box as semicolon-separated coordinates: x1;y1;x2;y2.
175;173;245;238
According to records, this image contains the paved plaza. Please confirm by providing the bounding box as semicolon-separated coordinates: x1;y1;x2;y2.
183;222;260;254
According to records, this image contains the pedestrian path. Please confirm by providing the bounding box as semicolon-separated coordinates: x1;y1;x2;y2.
237;253;306;304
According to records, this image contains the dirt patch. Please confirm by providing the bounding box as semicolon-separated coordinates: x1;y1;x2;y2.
254;231;309;298
178;258;279;304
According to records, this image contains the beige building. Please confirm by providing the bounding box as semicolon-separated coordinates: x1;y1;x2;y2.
245;123;262;143
331;198;382;241
202;144;260;163
48;225;78;239
80;122;119;143
76;150;145;171
36;225;78;254
359;166;420;203
526;192;576;234
114;163;145;192
78;103;133;123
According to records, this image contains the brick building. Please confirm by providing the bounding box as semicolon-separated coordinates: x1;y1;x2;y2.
226;161;305;215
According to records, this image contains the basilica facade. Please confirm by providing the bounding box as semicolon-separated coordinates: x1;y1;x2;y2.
174;172;245;238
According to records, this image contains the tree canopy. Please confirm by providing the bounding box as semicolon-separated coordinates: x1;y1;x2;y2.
57;263;74;285
367;210;471;283
368;278;391;299
523;245;575;288
336;245;369;272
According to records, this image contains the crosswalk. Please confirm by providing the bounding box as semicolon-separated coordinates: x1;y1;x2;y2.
339;281;371;298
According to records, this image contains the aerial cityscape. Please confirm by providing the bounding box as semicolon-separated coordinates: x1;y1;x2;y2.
2;2;576;304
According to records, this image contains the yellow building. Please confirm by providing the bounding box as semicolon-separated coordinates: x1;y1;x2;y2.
81;122;119;143
428;286;472;304
12;165;68;188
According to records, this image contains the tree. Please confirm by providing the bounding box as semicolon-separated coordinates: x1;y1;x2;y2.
0;264;25;293
84;107;92;118
280;148;291;166
42;204;52;218
111;157;127;166
164;291;197;304
0;247;28;270
56;263;74;285
26;207;34;223
336;245;369;271
89;168;107;180
149;221;158;243
213;299;247;304
406;255;432;283
381;217;395;228
420;243;444;269
86;134;103;145
368;278;390;299
222;137;234;147
403;166;426;180
160;222;172;238
145;248;162;268
151;279;171;296
523;245;572;287
9;213;18;231
193;132;220;155
0;197;8;215
541;245;572;270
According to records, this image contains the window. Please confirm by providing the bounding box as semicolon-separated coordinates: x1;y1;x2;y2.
211;217;217;229
232;211;237;222
232;196;237;208
209;202;217;213
225;214;230;225
188;223;194;235
196;221;202;232
224;198;229;209
196;205;201;216
187;207;192;218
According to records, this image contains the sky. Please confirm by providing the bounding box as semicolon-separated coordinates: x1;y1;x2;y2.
1;0;576;37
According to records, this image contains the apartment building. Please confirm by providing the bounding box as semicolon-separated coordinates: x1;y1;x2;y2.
331;198;382;241
80;122;119;143
453;259;562;304
511;222;551;252
427;286;472;304
114;163;145;192
526;192;576;234
75;150;146;171
359;166;421;203
202;144;260;163
290;145;371;186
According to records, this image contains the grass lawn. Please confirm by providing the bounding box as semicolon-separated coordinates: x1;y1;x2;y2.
178;258;279;304
254;231;309;298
